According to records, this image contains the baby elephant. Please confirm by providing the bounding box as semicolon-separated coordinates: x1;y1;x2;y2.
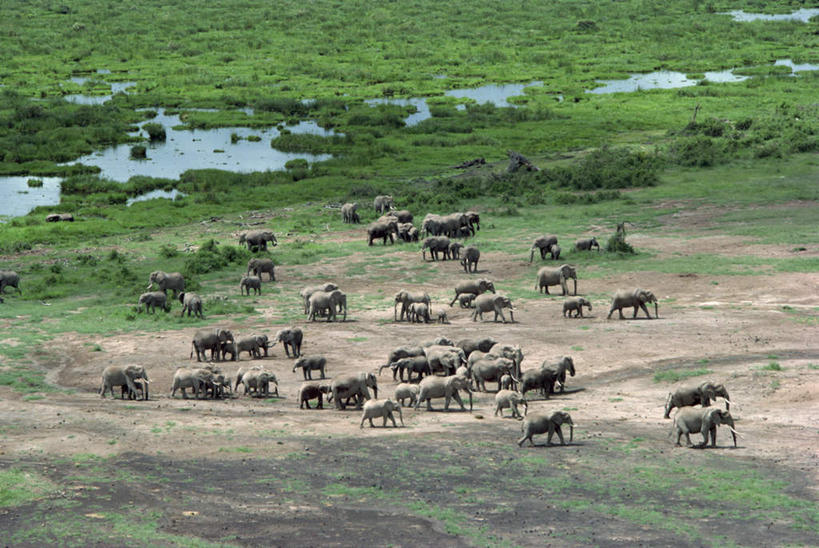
240;275;262;296
360;399;404;428
409;302;431;323
494;390;528;419
437;310;449;324
298;381;332;409
293;356;327;380
518;411;574;447
393;383;420;407
458;294;475;308
562;297;592;318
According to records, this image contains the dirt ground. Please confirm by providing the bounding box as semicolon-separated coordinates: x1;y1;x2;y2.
1;213;817;546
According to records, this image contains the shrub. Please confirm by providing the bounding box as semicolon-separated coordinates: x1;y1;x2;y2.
606;231;635;254
284;158;309;170
183;240;250;276
143;123;166;142
27;179;44;187
158;244;179;258
130;145;147;159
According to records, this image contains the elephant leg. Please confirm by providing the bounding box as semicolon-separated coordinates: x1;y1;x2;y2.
305;370;311;380
451;391;466;410
555;425;566;445
632;305;639;318
640;303;651;319
320;368;325;379
317;394;323;409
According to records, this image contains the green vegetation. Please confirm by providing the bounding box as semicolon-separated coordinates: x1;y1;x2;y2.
0;469;57;507
653;368;713;383
759;362;783;371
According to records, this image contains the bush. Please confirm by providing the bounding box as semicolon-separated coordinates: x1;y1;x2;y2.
183;240;251;276
158;244;179;258
26;179;44;187
605;231;635;254
284;158;309;170
143;123;166;142
130;145;147;159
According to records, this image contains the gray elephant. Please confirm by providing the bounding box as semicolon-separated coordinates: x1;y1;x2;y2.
500;374;516;391
457;337;497;357
672;407;737;448
397;222;415;242
383;345;425;375
240;275;262;296
299;381;332;409
221;340;239;362
0;270;21;295
301;283;339;314
448;278;495;307
393;209;413;223
494;390;528;419
607;288;658;319
331;372;378;410
408;302;431;323
274;327;303;358
442;212;473;238
342;202;361;224
147;270;185;296
486;343;524;382
575;237;600;252
247;258;275;281
563;297;592;318
529;236;558;263
549;244;561;261
414;375;473;411
367;219;398;245
471;356;517;392
421;213;444;237
360;399;404;428
239;230;277;251
518;411;575;446
394;290;431;321
190;328;234;362
472;294;515;323
293;356;327;380
520;356;575;398
254;334;271;357
100;365;150;400
466;211;480;232
457;294;476;308
237;368;278;397
460;246;480;273
374;194;394;213
448;241;464;260
171;367;214;399
308;289;347;322
391;356;432;382
421;236;451;261
535;264;577;296
394;383;420;407
137;291;170;314
234;336;263;359
423;345;466;376
664;382;731;419
178;292;203;318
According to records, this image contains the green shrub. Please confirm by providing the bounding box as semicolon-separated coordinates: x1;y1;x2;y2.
606;231;635;254
284;158;309;170
26;178;44;187
130;145;147;159
158;244;179;258
143;123;166;142
183;240;250;275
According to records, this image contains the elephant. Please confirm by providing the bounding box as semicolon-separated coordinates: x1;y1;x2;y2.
397;223;418;242
394;383;420;407
408;302;431;323
190;328;234;362
442;212;473;238
437;310;449;324
457;337;497;357
575;237;600;252
494;390;528;419
221;340;239;362
274;327;303;358
380;346;426;379
178;292;203;318
448;278;495;306
447;242;463;260
360;399;404;428
562;297;592;318
137;291;169;313
472;294;515;323
298;381;332;409
672;407;737;448
331;372;378;410
234;336;264;359
147;270;184;296
421;336;455;348
471;356;517;392
392;209;412;224
391;356;432;382
308;289;347;322
374;194;394;213
423;345;466;376
518;411;575;446
608;288;658;319
549;244;561;261
500;374;517;391
421;213;444;237
535;264;577;296
46;213;74;222
247;258;275;281
460;246;480;273
240;275;262;296
239;230;277;252
171;367;214;399
457;294;476;308
394;290;431;322
0;271;21;295
367;220;398;245
301;283;339;314
466;211;480;232
253;334;271;357
421;236;451;261
414;375;473;411
204;366;232;399
529;236;558;263
293;355;327;380
488;343;524;380
342;202;361;224
664;382;731;419
520;356;575;398
237;368;279;397
99;365;150;400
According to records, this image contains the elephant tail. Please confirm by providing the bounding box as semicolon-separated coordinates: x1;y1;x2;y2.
663;392;673;419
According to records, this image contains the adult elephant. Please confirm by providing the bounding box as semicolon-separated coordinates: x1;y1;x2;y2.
414;375;473;411
529;236;558;263
421;236;451;261
393;210;413;224
470;356;517;392
381;345;426;378
607;288;658;319
535;264;577;296
440;213;471;238
273;327;303;358
575;237;600;252
239;230;277;252
460;246;480;273
672;408;738;448
342;202;360;224
331;372;378;410
488;343;524;380
247;258;275;281
423;345;466;376
171;367;214;399
373;195;394;214
448;278;495;307
308;289;347;322
466;211;480;232
0;271;21;295
394;290;431;321
367;219;398;245
147;271;185;296
100;365;150;400
178;292;203;318
190;328;234;362
421;214;444;237
520;356;575;398
301;283;338;314
472;294;515;323
518;411;574;446
456;337;497;357
664;381;731;419
137;291;169;314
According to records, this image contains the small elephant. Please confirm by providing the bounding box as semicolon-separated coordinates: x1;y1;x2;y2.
457;337;497;357
408;302;431;323
299;381;332;409
437;310;449;324
235;336;263;359
253;334;271;357
575;237;600;252
549;244;561;261
293;356;327;380
100;365;150;400
607;288;658;320
274;327;303;358
178;292;203;318
394;383;420;407
518;411;574;446
494;390;528;419
472;294;515;323
137;291;170;313
664;381;731;419
239;230;277;252
421;236;451;261
458;294;476;308
308;289;347;322
247;258;275;281
460;246;480;273
331;372;378;410
471;356;517;392
342;202;361;224
240;275;262;296
301;283;339;314
391;356;432;382
238;368;278;397
535;264;577;296
500;374;517;391
529;236;558;263
672;407;737;448
360;399;404;428
0;270;22;295
394;290;431;322
415;375;472;412
221;341;239;362
367;219;398;246
449;278;495;307
147;270;184;296
448;241;464;260
46;213;74;222
563;297;592;318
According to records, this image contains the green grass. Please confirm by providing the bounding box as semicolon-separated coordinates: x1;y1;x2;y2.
653;368;713;383
759;362;783;371
0;469;58;508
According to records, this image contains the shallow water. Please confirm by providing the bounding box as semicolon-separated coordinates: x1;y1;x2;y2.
64;82;136;105
774;59;819;73
126;189;186;206
725;9;819;23
0;177;62;218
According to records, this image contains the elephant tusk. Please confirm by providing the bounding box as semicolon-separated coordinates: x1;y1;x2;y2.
727;427;743;438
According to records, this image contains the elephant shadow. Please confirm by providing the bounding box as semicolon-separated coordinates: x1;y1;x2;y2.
524;441;585;449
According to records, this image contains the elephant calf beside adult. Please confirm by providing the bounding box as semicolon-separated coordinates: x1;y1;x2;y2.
460;246;480;273
449;278;495;307
239;230;277;252
100;365;150;400
607;288;658;320
394;290;431;322
664;381;731;419
190;328;234;362
308;289;347;322
342;202;361;224
529;236;558;263
178;292;203;318
331;372;378;410
421;236;451;261
240;275;262;296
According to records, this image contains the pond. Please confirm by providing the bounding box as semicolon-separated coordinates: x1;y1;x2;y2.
725;9;819;23
0;177;62;219
63;81;137;105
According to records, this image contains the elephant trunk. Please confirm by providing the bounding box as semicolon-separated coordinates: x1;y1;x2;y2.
522;400;528;416
372;385;378;399
727;426;741;447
